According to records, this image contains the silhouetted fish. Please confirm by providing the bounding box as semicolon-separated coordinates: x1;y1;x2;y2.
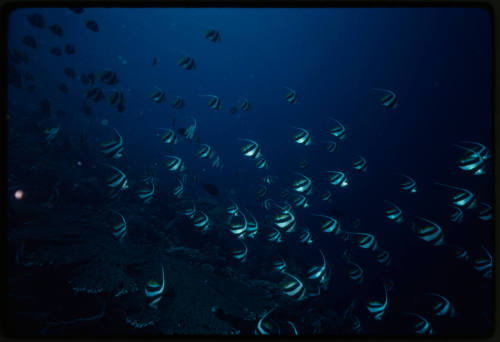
202;183;219;196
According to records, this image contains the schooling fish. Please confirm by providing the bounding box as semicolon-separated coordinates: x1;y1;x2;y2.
178;56;196;70
284;87;297;104
27;13;45;28
256;158;269;169
229;210;248;238
85;20;99;32
49;24;64;37
22;35;37;49
240;98;251;111
98;71;118;85
255;308;279;335
321;190;332;203
245;209;259;238
273;256;287;272
291;193;309;208
401;174;417;193
293;127;312;146
232;240;248;262
111;210;127;241
165;155;185;172
405;312;433;335
311;214;341;234
449;205;463;223
343;250;364;284
267;227;282;243
352;156;367;172
375;250;391;266
412;217;445;246
44;125;60;144
137;179;155;203
434;183;476;209
346;231;378;251
84;87;105;103
263;175;277;185
171;96;184;109
372;88;399;108
239;138;262;159
274;210;296;233
199;94;221;110
281;272;306;300
105;164;129;190
158;128;178;144
477;202;492;221
292;172;312;194
101;127;124;159
328;171;348;187
384;200;403;223
106;89;125;111
322;140;337;153
172;176;184;199
366;281;393;320
204;29;221;42
192;211;211;232
426;293;456;318
145;265;165;309
328;118;346;139
184;201;196;219
180;117;197;140
198;144;214;159
306;249;328;281
473;245;492;278
299;227;313;245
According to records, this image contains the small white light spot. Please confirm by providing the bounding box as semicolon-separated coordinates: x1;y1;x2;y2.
14;189;23;200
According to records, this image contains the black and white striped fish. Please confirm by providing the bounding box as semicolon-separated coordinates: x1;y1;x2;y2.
199;94;221;109
412;217;445;246
170;96;184;109
204;29;221;42
145;265;165;309
372;88;399;108
239;138;262;159
273;256;287;272
321;190;332;202
172;176;184;199
473;245;492;278
232;240;248;262
284;87;297;104
477;202;492;221
184;201;196;219
449;205;463;223
268;227;282;243
105;164;129;190
240;98;250;111
101;127;124;159
255;308;279;335
384;200;403;223
292;172;312;194
197;144;214;159
281;272;306;300
435;183;476;209
158;128;178;144
137;178;155;203
274;210;296;233
256;158;269;169
149;86;165;103
293;127;312;146
347;231;378;251
291;193;309;208
426;293;456;318
111;210;127;241
401;174;417;193
178;56;195;70
322;140;337;153
229;210;248;238
366;281;392;320
312;214;341;234
306;249;328;281
192;211;210;232
299;228;313;245
375;250;391;266
328;117;346;139
405;312;433;335
246;209;259;238
328;171;348;187
165;155;185;172
352;156;367;172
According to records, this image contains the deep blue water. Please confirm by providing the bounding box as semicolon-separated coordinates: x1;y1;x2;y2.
7;7;493;336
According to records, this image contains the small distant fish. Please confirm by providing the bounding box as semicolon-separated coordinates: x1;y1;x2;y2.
434;183;476;209
347;231;378;250
27;13;45;28
451;245;469;261
449;205;463;223
412;217;445;246
198;144;214;159
111;210;127;241
473;245;492;278
80;72;95;86
311;214;340;234
291;193;309;208
152;57;157;66
106;89;125;112
150;87;165;103
477;202;492;221
50;47;62;56
199;94;221;110
22;35;37;49
184;202;196;219
328;118;346;139
204;29;221;42
64;44;75;55
178;56;195;70
57;83;68;94
85;20;99;32
256;185;268;198
284;87;297;104
64;67;76;79
44;124;60;143
321;190;332;203
263;175;277;185
239;138;262;159
372;88;399;108
426;293;456;318
352;156;367;172
84;87;105;103
401;174;417;193
274;210;296;233
232;240;248;262
256;158;269;169
343;250;364;284
69;8;84;14
366;281;393;320
322;140;337;153
405;312;433;335
299;228;313;245
328;171;348;187
171;96;184;109
145;265;165;309
281;272;306;300
292;172;312;194
273;256;287;272
192;211;211;232
158;128;178;144
165;155;185;172
105;165;128;194
137;178;155;203
384;200;403;223
293;127;312;146
307;249;328;281
98;71;118;85
240;98;250;111
267;227;282;243
172;176;184;199
255;309;278;335
245;209;259;238
211;154;222;169
49;24;64;37
375;250;391;266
